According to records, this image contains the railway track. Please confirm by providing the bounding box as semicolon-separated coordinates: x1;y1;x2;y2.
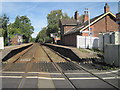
41;44;119;90
17;44;37;88
2;44;34;71
41;45;77;90
2;43;119;89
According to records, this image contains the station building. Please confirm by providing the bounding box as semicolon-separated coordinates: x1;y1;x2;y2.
59;3;119;47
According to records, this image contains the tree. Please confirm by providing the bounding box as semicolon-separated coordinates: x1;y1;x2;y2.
1;14;9;46
35;27;50;43
0;17;3;37
36;10;70;43
31;38;36;42
8;16;34;43
47;10;70;36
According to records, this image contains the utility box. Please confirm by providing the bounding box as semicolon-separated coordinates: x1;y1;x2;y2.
110;32;115;44
115;32;120;44
104;44;120;67
99;32;120;51
0;37;4;49
104;33;110;45
110;32;120;45
99;33;104;50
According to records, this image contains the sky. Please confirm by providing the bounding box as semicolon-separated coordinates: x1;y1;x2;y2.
1;2;119;38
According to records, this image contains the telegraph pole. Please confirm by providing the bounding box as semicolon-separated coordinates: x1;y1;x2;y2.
85;8;91;48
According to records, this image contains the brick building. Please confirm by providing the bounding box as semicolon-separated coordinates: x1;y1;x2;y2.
10;34;23;45
116;12;120;31
59;3;119;47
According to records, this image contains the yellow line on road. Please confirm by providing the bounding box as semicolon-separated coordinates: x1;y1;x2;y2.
2;72;25;73
27;72;61;75
0;76;22;78
69;77;120;80
26;76;65;80
1;75;119;80
1;70;119;75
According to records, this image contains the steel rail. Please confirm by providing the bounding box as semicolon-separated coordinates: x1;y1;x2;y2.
40;44;78;90
43;44;119;90
2;44;33;71
13;44;34;63
17;44;37;89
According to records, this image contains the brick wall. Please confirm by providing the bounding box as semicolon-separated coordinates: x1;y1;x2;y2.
82;15;118;37
11;36;18;45
64;26;76;34
93;15;118;37
63;33;79;47
116;12;120;31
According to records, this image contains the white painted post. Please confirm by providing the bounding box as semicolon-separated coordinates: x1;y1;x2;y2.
77;35;79;48
0;37;4;49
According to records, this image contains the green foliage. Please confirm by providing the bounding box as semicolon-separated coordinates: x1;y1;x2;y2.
47;10;70;36
36;27;50;43
0;14;33;45
2;14;9;38
36;10;70;43
31;38;36;42
0;29;2;37
0;14;9;46
8;16;34;43
0;17;3;37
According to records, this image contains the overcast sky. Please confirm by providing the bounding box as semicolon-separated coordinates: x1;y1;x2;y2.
1;2;119;38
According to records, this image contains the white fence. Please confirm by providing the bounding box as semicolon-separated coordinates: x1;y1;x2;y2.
0;37;4;49
99;32;120;50
77;35;99;49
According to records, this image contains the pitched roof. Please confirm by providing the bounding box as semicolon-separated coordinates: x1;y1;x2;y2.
64;12;116;35
60;19;77;25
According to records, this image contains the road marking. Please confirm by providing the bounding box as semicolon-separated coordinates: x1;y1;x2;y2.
0;76;22;78
2;72;25;73
65;70;119;75
69;77;120;80
103;77;120;79
2;71;61;74
0;75;120;80
1;69;119;75
69;77;98;80
26;76;65;80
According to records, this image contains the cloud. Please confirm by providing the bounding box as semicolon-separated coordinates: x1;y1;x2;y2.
31;31;39;38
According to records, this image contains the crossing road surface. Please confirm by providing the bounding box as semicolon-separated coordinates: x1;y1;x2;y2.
1;43;119;89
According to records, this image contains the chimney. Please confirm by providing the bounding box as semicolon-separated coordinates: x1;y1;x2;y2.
74;11;79;21
84;11;89;22
104;3;110;13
